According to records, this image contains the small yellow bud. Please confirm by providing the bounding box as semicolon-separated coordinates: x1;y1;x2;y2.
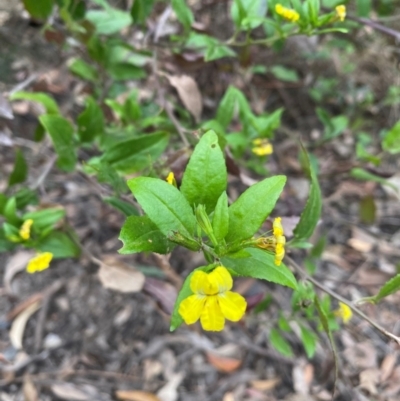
166;172;177;187
19;219;34;240
334;302;352;324
335;5;346;22
26;252;53;274
275;3;300;22
252;138;273;156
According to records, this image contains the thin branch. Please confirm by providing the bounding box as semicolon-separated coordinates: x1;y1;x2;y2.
286;255;400;345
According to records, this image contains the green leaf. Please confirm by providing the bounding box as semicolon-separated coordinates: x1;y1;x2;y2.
104;197;139;216
216;86;238;129
0;194;7;215
269;328;294;357
10;91;59;114
22;207;65;232
314;294;338;385
131;0;155;24
15;188;38;209
356;0;371;17
36;231;81;258
86;8;132;35
204;45;236;62
180;130;227;213
106;62;146;80
119;215;176;254
101;132;169;173
170;264;216;331
300;325;317;358
225;175;286;243
350;168;398;192
128;177;197;238
4;197;21;225
22;0;54;19
8;149;28;187
39;115;77;172
382;121;400;154
270;66;299;82
172;0;194;31
231;0;267;30
364;274;400;304
222;248;297;289
77;96;104;143
293;147;322;240
68;58;98;82
212;192;229;242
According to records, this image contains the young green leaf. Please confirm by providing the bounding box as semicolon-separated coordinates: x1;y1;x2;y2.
22;207;65;232
37;231;81;258
76;97;104;143
180;130;227;213
350;168;398;192
382;121;400;154
69;58;98;82
4;197;21;225
269;328;294;357
102;132;169;173
86;8;132;35
8;149;28;187
22;0;54;19
172;0;194;31
221;248;297;289
119;215;176;254
39;115;77;172
293;148;322;240
131;0;155;24
104;197;139;216
225;175;286;243
363;274;400;304
212;192;229;242
128;177;196;238
216;86;238;129
300;325;317;359
10;91;59;114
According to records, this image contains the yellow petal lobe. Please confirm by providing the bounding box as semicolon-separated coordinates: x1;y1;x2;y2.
335;302;352;324
19;219;33;240
218;291;247;322
26;252;53;274
179;294;206;325
200;295;225;331
207;266;233;294
190;270;210;294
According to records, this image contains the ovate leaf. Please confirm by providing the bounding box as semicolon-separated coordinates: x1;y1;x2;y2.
212;191;229;242
269;328;293;357
363;274;400;304
222;248;297;289
300;325;317;359
128;177;196;238
293;147;322;240
77;96;104;143
225;175;286;243
172;0;194;31
86;8;132;35
382;121;400;154
22;0;54;19
119;215;175;254
104;197;139;216
36;231;81;258
39;115;77;172
10;91;59;114
180;130;227;213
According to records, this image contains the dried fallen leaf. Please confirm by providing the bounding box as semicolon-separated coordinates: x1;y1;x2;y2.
116;390;161;401
98;256;145;293
359;368;380;395
4;251;34;294
166;75;202;122
250;378;280;391
157;372;184;401
206;344;242;373
23;376;39;401
9;300;41;349
380;353;397;382
51;383;96;401
143;277;177;314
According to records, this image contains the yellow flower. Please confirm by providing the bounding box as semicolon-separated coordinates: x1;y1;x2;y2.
19;219;34;240
26;252;53;274
255;217;286;266
335;5;346;21
252;138;273;156
179;266;247;331
275;4;300;22
334;302;352;324
166;172;177;187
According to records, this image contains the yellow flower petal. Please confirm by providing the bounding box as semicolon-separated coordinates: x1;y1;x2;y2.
200;295;225;331
273;217;284;237
190;270;210;294
19;219;33;240
207;266;233;294
218;291;247;322
179;294;206;325
26;252;53;274
335;5;346;21
335;302;352;324
166;172;177;187
275;3;300;22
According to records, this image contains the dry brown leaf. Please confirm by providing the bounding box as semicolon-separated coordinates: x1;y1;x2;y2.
206;345;242;373
380;353;397;382
9;300;41;349
156;372;184;401
116;390;161;401
359;368;380;395
98;256;145;293
166;75;202;122
51;383;91;400
4;251;34;294
250;378;280;391
23;376;38;401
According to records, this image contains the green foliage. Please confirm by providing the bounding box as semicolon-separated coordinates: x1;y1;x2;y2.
382;121;400;154
180;131;227;214
22;0;54;19
269;328;294;357
361;274;400;304
10;91;60;114
77;96;105;142
86;7;132;35
8;149;28;187
172;0;194;32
